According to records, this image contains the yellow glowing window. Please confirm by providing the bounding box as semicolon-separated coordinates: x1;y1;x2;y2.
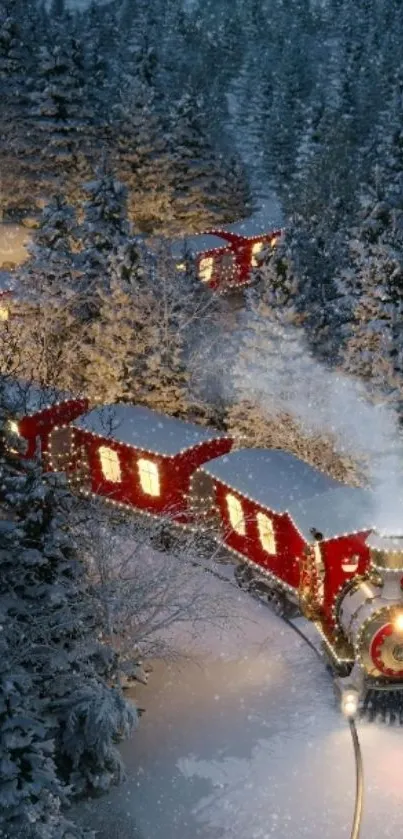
138;458;160;496
99;446;121;482
226;493;245;535
0;303;9;321
251;241;264;266
270;236;278;248
198;256;214;282
257;512;276;554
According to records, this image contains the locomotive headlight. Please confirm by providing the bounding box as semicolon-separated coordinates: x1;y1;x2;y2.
341;689;359;718
393;613;403;633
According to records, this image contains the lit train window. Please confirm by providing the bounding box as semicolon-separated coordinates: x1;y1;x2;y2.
138;458;160;497
99;446;121;482
251;241;264;266
226;493;245;535
198;256;214;283
0;303;9;321
257;512;276;554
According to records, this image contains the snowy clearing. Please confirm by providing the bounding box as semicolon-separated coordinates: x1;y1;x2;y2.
73;558;403;839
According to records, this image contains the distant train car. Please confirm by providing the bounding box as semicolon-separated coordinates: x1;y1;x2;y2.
173;228;281;293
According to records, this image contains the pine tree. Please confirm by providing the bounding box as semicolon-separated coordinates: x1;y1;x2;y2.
0;0;43;216
81;274;155;404
111;83;175;234
337;77;403;409
78;173;132;299
6;197;86;393
169;91;249;233
0;406;136;835
24;25;101;208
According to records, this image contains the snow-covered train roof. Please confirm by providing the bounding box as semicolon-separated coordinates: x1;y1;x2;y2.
200;447;376;541
71;404;228;456
170;233;230;258
201;448;339;510
290;485;376;541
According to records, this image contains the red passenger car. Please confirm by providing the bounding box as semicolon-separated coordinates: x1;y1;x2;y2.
191;447;376;660
48;403;234;522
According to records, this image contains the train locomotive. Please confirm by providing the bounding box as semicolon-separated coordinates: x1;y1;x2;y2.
8;395;403;720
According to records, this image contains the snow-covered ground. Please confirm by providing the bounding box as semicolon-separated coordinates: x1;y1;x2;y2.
73;563;403;839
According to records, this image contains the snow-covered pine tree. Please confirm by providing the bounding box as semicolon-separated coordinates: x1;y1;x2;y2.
24;18;102;209
7;196;86;393
111;82;175;234
81;272;155;404
169;91;249;233
77;173;132;304
132;239;227;419
0;408;137;811
0;0;43;217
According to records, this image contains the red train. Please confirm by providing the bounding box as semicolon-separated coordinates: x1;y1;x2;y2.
172;227;282;292
9;396;403;718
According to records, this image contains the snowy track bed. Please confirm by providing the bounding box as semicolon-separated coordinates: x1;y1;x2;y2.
74;567;403;839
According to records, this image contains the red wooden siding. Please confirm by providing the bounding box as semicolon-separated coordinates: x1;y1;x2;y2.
70;430;233;521
196;229;282;293
320;532;371;630
18;398;89;459
213;480;306;590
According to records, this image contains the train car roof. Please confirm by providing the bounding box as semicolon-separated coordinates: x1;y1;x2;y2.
290;485;376;541
200;447;377;540
170;233;229;258
71;403;229;456
201;447;340;509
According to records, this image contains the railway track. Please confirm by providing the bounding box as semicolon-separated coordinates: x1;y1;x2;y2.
188;552;365;839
